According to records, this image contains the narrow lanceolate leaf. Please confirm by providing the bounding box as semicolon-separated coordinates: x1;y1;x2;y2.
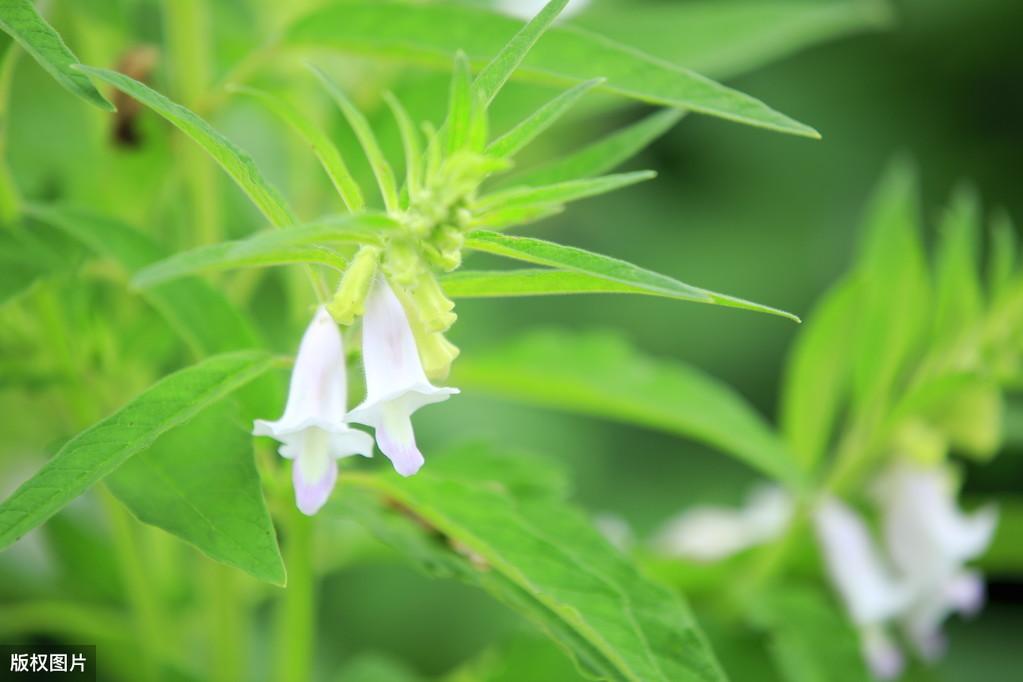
933;188;983;342
473;0;570;106
0;0;113;110
231;85;365;212
27;204;259;356
441;268;696;299
510;109;684;187
487;78;603;159
465;230;800;321
132;215;397;287
989;210;1017;303
284;1;818;138
309;65;400;213
780;277;860;471
445;51;473;154
476;171;654;215
383;91;423;198
335;447;729;682
453;331;804;486
74;66;294;226
0;352;275;550
108;403;285;585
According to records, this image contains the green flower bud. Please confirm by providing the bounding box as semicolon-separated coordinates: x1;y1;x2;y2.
892;419;948;466
417;331;460;380
411;271;457;333
326;246;380;325
941;382;1003;460
382;241;422;286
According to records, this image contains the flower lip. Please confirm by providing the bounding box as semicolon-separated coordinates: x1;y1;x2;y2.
348;382;459;426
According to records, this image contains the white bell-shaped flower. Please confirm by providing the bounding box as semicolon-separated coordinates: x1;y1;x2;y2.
814;498;910;679
654;485;792;562
254;307;373;515
877;464;998;659
348;277;458;476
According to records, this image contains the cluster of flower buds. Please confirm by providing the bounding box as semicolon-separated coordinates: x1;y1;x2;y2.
254;268;458;514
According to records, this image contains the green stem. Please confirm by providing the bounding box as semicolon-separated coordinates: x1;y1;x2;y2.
204;562;246;682
0;41;22;223
100;487;166;682
275;506;316;682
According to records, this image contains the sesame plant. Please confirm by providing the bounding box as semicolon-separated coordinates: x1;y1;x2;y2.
1;0;1013;681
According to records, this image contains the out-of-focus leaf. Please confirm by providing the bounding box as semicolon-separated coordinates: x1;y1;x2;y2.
988;210;1017;303
475;170;654;215
447;632;587;682
452;330;804;486
107;402;285;585
283;1;819;138
575;0;893;80
933;188;983;342
231;86;365;212
0;0;113;110
132;215;397;288
487;79;601;158
336;654;423;682
445;51;474;153
509;109;684;187
746;585;871;682
335;447;728;682
0;223;76;304
383;92;423;197
0;352;275;551
309;65;399;213
980;495;1023;574
74;66;295;227
851;162;929;412
465;230;800;321
780;277;860;470
27;204;259;356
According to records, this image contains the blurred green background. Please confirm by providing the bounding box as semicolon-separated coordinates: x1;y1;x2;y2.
2;0;1022;680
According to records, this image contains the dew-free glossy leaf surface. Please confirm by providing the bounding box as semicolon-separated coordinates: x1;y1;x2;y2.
452;331;804;486
284;1;818;138
0;351;275;550
335;447;728;682
132;215;397;287
74;66;295;227
107;402;285;585
465;230;799;321
0;0;113;110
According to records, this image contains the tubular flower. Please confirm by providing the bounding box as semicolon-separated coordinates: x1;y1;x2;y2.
877;464;998;660
654;485;792;562
253;307;373;515
814;498;910;679
348;277;458;476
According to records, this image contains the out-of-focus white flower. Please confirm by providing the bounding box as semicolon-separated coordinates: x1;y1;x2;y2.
654;485;792;562
254;307;373;515
348;277;458;476
814;498;910;679
876;464;998;660
496;0;590;22
594;513;633;552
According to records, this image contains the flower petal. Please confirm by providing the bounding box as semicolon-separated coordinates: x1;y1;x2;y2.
374;404;424;477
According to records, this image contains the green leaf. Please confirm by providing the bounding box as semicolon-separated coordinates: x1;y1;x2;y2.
575;1;892;80
488;79;602;159
445;51;474;154
336;654;423;682
309;65;400;214
0;0;113;110
473;0;570;106
335;446;728;682
851;161;929;411
780;277;860;470
231;85;365;212
746;585;871;682
26;204;260;357
441;268;699;299
0;351;275;551
988;210;1017;303
383;91;423;198
132;215;397;288
465;230;800;321
474;170;655;215
933;187;983;342
452;331;804;486
509;108;684;187
107;402;285;585
284;1;819;138
73;65;295;227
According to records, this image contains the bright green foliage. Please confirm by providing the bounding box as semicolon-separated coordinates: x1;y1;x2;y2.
108;402;285;585
74;65;296;228
284;1;819;138
0;351;275;550
0;0;113;110
336;447;728;682
453;330;803;486
465;231;800;321
486;78;603;158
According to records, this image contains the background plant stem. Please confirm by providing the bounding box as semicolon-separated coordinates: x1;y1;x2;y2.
275;506;316;682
